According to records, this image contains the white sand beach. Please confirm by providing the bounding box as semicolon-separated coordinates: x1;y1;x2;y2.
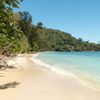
0;54;100;100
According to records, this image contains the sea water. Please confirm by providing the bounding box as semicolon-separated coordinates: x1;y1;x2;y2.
32;51;100;89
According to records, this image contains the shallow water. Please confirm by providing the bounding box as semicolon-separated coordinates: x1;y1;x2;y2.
33;51;100;88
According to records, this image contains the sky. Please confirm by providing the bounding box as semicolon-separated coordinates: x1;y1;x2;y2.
15;0;100;43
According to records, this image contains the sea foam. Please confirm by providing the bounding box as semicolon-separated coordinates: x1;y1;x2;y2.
30;53;77;78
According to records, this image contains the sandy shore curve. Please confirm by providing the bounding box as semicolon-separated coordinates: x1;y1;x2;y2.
0;54;100;100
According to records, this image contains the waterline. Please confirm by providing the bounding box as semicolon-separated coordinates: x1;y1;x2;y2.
31;52;100;91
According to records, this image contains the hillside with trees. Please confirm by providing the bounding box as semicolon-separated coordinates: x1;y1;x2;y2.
0;0;100;58
28;25;100;51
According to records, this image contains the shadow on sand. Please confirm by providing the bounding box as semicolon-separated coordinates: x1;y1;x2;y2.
0;81;20;89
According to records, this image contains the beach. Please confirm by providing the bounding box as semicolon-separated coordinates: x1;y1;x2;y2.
0;54;100;100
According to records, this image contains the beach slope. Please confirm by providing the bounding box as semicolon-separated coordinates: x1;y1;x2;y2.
0;54;100;100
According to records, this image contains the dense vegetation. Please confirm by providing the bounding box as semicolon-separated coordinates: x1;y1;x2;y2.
0;0;100;56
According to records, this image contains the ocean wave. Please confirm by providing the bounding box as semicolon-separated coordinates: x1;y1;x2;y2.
30;53;78;78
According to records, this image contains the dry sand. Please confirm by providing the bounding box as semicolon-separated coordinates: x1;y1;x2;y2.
0;54;100;100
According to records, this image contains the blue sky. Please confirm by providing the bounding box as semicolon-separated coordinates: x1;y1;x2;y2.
15;0;100;43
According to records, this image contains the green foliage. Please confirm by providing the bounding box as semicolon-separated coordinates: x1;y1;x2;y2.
5;0;23;8
18;11;32;37
30;42;39;51
29;25;100;51
0;0;100;56
0;0;29;56
37;22;44;29
0;34;9;48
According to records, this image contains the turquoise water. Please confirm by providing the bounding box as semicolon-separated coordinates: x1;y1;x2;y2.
34;51;100;87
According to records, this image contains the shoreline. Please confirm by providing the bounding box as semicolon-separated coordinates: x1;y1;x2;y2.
0;54;100;100
31;53;100;92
